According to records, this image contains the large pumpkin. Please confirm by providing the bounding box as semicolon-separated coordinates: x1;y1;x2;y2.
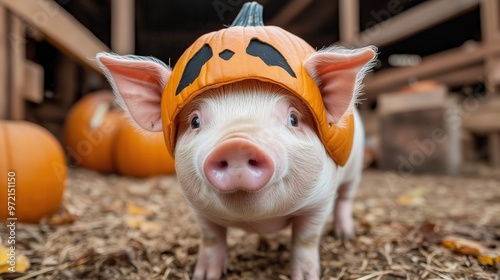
161;2;355;166
114;123;175;178
63;91;124;173
0;121;66;223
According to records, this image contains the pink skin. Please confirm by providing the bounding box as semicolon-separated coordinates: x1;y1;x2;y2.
96;46;376;280
203;138;274;193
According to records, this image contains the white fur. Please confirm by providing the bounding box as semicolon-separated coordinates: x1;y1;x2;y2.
174;81;365;279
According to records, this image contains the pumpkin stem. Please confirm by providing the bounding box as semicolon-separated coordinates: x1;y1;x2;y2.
230;2;264;27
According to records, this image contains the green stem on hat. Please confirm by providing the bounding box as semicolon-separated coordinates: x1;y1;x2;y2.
230;2;264;27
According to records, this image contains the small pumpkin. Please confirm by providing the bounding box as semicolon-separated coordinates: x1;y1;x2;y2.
114;122;175;178
160;2;357;166
402;80;441;93
0;121;66;223
63;91;124;173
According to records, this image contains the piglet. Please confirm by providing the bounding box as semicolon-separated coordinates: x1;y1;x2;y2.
96;3;376;279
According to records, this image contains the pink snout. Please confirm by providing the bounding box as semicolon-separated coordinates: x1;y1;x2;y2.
203;139;274;193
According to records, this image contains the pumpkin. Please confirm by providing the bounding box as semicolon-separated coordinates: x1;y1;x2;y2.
402;80;441;93
64;91;175;177
160;2;355;166
63;91;124;173
0;121;66;223
114;122;175;178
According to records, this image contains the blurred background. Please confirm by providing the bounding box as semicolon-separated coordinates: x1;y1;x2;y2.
1;0;499;174
1;1;499;278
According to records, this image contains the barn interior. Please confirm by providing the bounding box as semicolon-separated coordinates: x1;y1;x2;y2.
0;0;499;279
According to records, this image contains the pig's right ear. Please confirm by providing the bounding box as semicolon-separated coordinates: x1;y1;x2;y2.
304;46;376;127
96;52;171;132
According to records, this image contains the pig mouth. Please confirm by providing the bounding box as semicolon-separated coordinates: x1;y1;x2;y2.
215;187;271;209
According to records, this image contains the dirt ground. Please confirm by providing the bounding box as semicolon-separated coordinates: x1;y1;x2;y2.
1;165;499;280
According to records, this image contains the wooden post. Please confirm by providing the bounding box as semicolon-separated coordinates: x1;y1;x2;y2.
23;61;44;103
480;0;500;165
480;0;500;95
8;14;25;120
339;0;359;45
490;133;500;165
111;0;135;54
0;7;7;119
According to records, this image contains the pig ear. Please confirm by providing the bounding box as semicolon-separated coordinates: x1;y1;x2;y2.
96;52;171;131
304;46;377;127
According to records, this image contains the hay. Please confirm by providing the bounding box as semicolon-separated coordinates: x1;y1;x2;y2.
1;165;499;279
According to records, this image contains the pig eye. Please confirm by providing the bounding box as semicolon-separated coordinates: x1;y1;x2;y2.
288;113;299;127
190;115;201;129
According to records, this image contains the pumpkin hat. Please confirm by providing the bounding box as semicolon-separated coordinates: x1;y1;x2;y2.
161;2;364;166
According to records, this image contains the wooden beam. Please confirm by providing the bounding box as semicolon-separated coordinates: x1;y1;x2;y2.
368;64;484;95
372;64;484;95
339;0;359;44
9;15;25;120
354;0;480;47
0;0;110;73
434;64;484;87
268;0;313;27
365;40;500;95
0;7;7;119
111;0;135;54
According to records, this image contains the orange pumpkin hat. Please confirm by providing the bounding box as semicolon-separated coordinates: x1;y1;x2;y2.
161;2;355;166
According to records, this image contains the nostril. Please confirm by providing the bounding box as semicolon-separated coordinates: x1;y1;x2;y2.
248;159;258;166
217;161;228;169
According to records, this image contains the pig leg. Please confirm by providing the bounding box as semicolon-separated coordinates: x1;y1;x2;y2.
333;178;360;240
291;206;332;280
192;217;228;280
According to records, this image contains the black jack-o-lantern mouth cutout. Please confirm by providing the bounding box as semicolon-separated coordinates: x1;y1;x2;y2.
175;39;296;95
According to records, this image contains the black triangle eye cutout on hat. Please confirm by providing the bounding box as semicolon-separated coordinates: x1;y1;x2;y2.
176;44;213;95
246;38;296;78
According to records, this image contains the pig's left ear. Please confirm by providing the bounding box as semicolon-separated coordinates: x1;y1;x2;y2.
96;52;171;132
304;46;377;126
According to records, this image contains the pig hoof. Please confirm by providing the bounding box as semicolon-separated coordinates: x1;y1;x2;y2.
291;248;320;280
332;225;354;240
192;245;227;280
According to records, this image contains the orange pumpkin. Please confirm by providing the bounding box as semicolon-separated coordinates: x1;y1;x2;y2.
0;121;66;223
161;2;355;166
63;91;124;173
402;80;440;93
114;122;175;178
64;91;175;177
